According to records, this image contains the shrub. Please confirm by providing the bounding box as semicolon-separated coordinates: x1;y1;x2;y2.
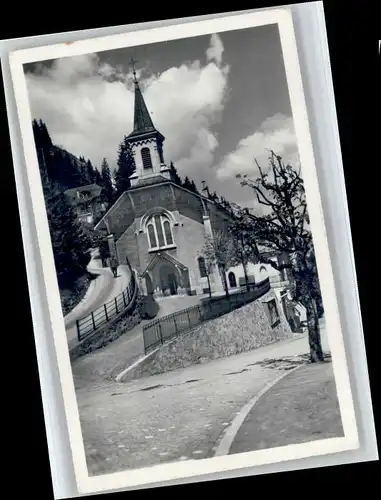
137;295;159;320
99;239;110;263
60;272;92;316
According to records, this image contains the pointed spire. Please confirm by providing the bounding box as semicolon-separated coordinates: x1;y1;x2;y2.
128;57;157;137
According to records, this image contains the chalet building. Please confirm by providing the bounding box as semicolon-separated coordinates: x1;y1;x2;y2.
254;247;306;332
65;183;106;225
95;67;266;297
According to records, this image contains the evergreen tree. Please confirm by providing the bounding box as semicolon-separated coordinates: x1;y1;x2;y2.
41;174;92;289
32;119;40;146
51;148;81;189
32;118;96;291
189;180;198;193
94;167;103;186
182;176;193;191
100;158;114;205
78;156;90;185
33;119;54;183
39;119;53;148
33;119;53;150
32;117;83;190
86;159;95;184
224;198;232;213
208;190;219;202
114;136;135;199
169;161;182;186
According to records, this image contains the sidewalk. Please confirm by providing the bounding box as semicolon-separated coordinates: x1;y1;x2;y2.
66;263;131;349
228;360;343;455
64;253;104;329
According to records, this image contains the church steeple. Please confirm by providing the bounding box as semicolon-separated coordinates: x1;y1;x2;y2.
130;60;156;137
126;58;170;187
127;58;163;141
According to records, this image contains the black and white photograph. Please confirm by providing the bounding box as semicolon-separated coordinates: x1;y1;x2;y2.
7;7;364;495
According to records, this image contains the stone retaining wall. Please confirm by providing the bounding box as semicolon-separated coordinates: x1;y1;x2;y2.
120;289;293;382
69;287;140;362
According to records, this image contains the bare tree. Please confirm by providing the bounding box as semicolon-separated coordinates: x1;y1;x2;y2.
234;150;324;363
197;252;215;298
200;230;235;297
228;219;253;289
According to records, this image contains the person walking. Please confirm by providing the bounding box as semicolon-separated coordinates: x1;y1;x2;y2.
110;256;118;278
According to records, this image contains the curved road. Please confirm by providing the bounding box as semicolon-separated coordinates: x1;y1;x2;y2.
65;252;131;348
77;324;330;476
70;272;332;477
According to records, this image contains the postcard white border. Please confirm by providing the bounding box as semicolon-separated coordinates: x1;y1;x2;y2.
8;7;359;495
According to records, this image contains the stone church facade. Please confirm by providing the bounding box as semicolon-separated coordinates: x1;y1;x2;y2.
95;65;263;297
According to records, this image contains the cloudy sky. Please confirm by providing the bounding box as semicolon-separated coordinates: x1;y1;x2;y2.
24;23;299;209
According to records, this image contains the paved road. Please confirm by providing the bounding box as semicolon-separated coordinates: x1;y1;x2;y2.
76;328;331;476
65;255;131;348
229;361;342;455
71;294;205;389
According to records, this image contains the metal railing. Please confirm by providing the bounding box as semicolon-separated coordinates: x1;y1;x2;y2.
143;277;270;354
76;271;136;342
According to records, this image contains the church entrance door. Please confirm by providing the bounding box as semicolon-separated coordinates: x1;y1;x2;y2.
145;274;154;295
167;272;177;295
159;263;178;296
228;271;237;288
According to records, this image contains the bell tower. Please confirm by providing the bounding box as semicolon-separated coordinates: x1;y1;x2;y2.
127;58;171;187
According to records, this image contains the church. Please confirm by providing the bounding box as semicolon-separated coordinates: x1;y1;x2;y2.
95;65;266;297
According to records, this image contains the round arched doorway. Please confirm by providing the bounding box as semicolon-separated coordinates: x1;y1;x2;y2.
228;271;237;288
159;262;179;295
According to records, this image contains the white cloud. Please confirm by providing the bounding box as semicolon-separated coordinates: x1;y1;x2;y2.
216;113;299;180
25;35;300;214
206;33;224;66
25;33;229;179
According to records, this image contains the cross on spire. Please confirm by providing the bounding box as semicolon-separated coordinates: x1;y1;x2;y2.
129;57;138;82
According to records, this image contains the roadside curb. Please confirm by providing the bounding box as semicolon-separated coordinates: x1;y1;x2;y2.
213;364;304;457
115;347;160;382
114;332;307;384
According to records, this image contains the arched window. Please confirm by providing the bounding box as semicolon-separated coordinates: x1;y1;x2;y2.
163;220;173;245
147;224;157;248
260;265;266;272
198;256;207;278
141;147;153;169
228;271;237;288
146;213;175;250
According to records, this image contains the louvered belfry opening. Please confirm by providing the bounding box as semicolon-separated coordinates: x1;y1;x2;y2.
141;147;153;169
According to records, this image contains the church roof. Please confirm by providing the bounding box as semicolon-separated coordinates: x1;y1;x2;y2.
65;183;102;204
127;70;164;141
135;175;169;187
141;251;188;278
